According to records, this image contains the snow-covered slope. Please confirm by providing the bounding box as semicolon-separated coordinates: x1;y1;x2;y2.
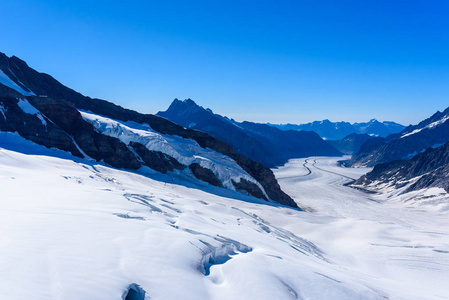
2;134;449;299
80;110;266;195
274;157;449;299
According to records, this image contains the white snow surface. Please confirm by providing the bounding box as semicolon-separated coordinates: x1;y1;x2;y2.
0;68;35;96
1;136;449;299
80;110;265;196
17;98;47;126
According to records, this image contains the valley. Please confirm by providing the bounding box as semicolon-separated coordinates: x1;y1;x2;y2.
2;3;449;298
1;134;448;299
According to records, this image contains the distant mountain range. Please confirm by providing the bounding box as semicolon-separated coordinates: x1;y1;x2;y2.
270;119;405;140
0;52;297;208
157;99;341;167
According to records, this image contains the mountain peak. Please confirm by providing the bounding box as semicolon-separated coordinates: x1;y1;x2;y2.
183;98;197;106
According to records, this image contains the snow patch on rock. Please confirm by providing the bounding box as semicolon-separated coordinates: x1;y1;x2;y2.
17;98;47;126
401;114;449;139
80;110;267;197
0;69;35;96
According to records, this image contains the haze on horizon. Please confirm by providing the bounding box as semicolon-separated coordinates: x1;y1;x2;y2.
1;0;448;126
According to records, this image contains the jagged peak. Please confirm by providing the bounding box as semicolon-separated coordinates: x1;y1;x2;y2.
165;98;216;115
10;55;27;64
183;98;196;105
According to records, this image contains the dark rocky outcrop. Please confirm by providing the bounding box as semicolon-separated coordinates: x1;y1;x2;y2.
232;178;266;200
130;141;186;173
347;107;449;167
408;164;449;192
26;96;141;170
354;141;449;193
0;96;82;157
188;163;223;188
231;153;297;207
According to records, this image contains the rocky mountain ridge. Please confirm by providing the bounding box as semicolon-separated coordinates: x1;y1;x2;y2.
353;141;449;193
157;99;341;167
0;52;297;208
347;106;449;167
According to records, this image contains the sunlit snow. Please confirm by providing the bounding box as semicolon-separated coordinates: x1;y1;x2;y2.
1;134;448;299
17;98;47;126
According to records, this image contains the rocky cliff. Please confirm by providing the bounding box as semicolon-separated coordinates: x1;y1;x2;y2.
0;52;297;208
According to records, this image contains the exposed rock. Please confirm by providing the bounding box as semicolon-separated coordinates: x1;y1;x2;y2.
231;153;298;207
408;164;449;192
232;178;267;200
354;142;449;193
130;141;186;173
0;97;82;157
347;107;449;167
26;96;141;170
188;163;223;188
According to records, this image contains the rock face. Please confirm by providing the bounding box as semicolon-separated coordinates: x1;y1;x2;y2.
130;142;186;173
0;97;82;157
189;163;223;188
157;99;341;167
270;119;405;140
231;153;297;207
232;178;267;201
354;141;449;193
347;107;449;167
28;96;141;170
0;52;298;208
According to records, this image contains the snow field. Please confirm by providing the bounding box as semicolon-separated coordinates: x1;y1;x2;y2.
274;157;449;299
1;135;449;299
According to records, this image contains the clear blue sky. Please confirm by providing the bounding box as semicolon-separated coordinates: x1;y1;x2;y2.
1;0;448;125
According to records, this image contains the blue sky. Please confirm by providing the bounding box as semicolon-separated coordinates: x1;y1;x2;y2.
1;0;448;125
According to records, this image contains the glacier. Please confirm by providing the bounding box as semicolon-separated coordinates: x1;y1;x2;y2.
1;134;449;299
